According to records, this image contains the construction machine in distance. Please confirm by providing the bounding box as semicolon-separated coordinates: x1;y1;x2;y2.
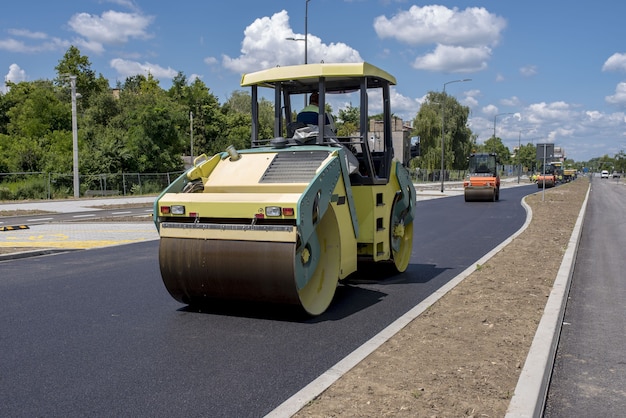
463;153;500;202
536;161;557;188
153;62;417;316
562;168;577;183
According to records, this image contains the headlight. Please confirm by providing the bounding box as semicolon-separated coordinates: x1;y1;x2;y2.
171;205;185;215
265;206;282;217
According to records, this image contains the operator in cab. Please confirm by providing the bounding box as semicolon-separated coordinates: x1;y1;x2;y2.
296;92;336;133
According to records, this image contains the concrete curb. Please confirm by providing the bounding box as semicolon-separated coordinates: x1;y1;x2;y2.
505;183;591;417
266;187;536;417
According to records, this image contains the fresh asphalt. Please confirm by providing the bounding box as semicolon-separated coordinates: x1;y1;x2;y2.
0;178;619;416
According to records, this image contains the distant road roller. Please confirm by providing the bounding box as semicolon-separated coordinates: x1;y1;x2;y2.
536;162;557;188
463;153;500;202
153;62;417;315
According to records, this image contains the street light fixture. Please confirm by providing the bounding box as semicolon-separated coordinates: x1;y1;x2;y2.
61;74;80;198
441;78;471;193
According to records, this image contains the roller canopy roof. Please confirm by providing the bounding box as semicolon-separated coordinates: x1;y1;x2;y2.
240;62;396;93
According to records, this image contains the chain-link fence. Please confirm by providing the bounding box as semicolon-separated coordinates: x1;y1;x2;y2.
2;164;526;200
0;171;184;200
412;164;523;183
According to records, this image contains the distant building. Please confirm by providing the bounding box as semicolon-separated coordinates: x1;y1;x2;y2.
368;117;413;164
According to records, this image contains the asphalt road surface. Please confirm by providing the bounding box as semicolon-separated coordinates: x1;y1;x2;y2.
0;185;536;417
544;177;626;416
0;207;153;226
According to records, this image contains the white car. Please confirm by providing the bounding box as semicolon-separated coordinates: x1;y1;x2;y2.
601;170;609;178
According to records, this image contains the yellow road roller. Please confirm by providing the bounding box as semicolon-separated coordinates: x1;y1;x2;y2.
153;62;417;315
464;153;500;202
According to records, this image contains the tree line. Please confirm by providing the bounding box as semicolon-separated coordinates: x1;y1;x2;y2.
1;46;623;199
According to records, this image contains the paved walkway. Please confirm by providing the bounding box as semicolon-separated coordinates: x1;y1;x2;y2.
0;196;158;257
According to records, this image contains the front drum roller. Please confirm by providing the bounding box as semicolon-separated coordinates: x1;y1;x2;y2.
464;188;496;202
158;209;341;316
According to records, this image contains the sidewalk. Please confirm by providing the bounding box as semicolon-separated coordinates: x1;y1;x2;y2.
0;196;159;258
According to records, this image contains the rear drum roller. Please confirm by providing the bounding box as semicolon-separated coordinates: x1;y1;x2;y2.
391;222;413;273
390;213;413;273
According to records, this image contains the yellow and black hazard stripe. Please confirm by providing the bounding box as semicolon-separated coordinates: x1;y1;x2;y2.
0;225;30;231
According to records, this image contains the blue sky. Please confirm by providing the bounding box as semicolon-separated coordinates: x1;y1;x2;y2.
2;0;626;162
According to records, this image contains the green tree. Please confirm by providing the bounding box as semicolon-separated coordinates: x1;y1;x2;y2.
80;74;186;174
513;143;537;173
411;91;472;171
168;74;226;157
54;46;109;107
411;91;473;170
478;136;511;164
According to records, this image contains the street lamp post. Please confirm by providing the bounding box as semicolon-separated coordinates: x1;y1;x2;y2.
492;112;514;154
61;73;80;198
517;128;534;184
493;112;514;139
286;0;310;107
304;0;309;65
190;111;194;163
441;78;471;193
68;75;80;198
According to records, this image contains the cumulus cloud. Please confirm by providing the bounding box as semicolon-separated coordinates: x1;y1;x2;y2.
605;82;626;106
2;63;27;92
68;10;154;52
526;101;573;123
412;44;490;72
374;5;505;47
110;58;177;79
602;53;626;72
374;5;505;73
222;10;362;73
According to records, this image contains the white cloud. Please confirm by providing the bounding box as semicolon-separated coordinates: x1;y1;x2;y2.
605;82;626;106
109;58;177;79
7;29;47;39
0;38;27;53
501;96;522;107
222;10;362;74
412;44;490;72
374;5;505;74
602;53;626;72
374;5;505;47
2;64;27;92
520;65;538;77
104;0;141;13
525;101;573;123
0;36;68;53
68;10;154;52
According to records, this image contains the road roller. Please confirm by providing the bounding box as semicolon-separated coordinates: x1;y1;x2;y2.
153;62;417;315
463;153;500;202
536;162;557;188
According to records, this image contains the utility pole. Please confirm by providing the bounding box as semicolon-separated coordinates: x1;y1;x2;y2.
69;75;79;198
190;111;194;163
